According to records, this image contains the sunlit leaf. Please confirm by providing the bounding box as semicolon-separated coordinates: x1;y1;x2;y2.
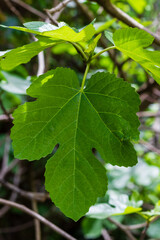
112;27;160;84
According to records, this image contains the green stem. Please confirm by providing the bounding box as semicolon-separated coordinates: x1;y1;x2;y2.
71;42;88;62
91;46;116;61
81;63;90;91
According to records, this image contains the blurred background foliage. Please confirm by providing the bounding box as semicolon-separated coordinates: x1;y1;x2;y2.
0;0;160;239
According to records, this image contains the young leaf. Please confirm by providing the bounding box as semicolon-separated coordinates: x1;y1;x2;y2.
104;31;114;45
11;68;140;220
40;24;96;42
95;19;116;34
112;27;160;84
85;34;101;55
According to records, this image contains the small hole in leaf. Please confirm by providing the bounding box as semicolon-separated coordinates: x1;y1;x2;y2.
92;148;105;164
43;143;59;161
92;148;96;155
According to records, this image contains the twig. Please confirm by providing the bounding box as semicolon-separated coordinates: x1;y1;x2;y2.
31;35;45;77
137;111;160;118
32;197;41;240
0;169;21;217
0;179;49;202
107;217;136;240
30;171;41;240
140;221;150;240
0;114;12;121
48;0;72;14
1;158;19;179
10;0;47;20
95;0;160;46
0;198;77;240
139;139;160;155
101;228;112;240
1;135;10;175
139;125;160;135
37;51;45;76
0;114;10;121
0;221;33;233
127;222;146;230
3;0;24;22
74;0;94;21
45;10;59;26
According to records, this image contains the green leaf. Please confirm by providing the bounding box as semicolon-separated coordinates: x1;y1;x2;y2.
41;24;95;42
86;190;143;219
85;34;101;55
0;37;56;70
0;22;96;70
0;24;40;35
11;68;140;220
95;19;116;34
127;0;147;14
104;31;114;45
0;50;11;56
113;27;160;84
1;22;96;43
114;27;153;50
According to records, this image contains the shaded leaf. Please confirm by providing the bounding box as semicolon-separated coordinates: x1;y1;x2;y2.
11;68;140;220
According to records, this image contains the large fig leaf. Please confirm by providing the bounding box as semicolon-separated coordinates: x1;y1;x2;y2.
11;68;140;220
